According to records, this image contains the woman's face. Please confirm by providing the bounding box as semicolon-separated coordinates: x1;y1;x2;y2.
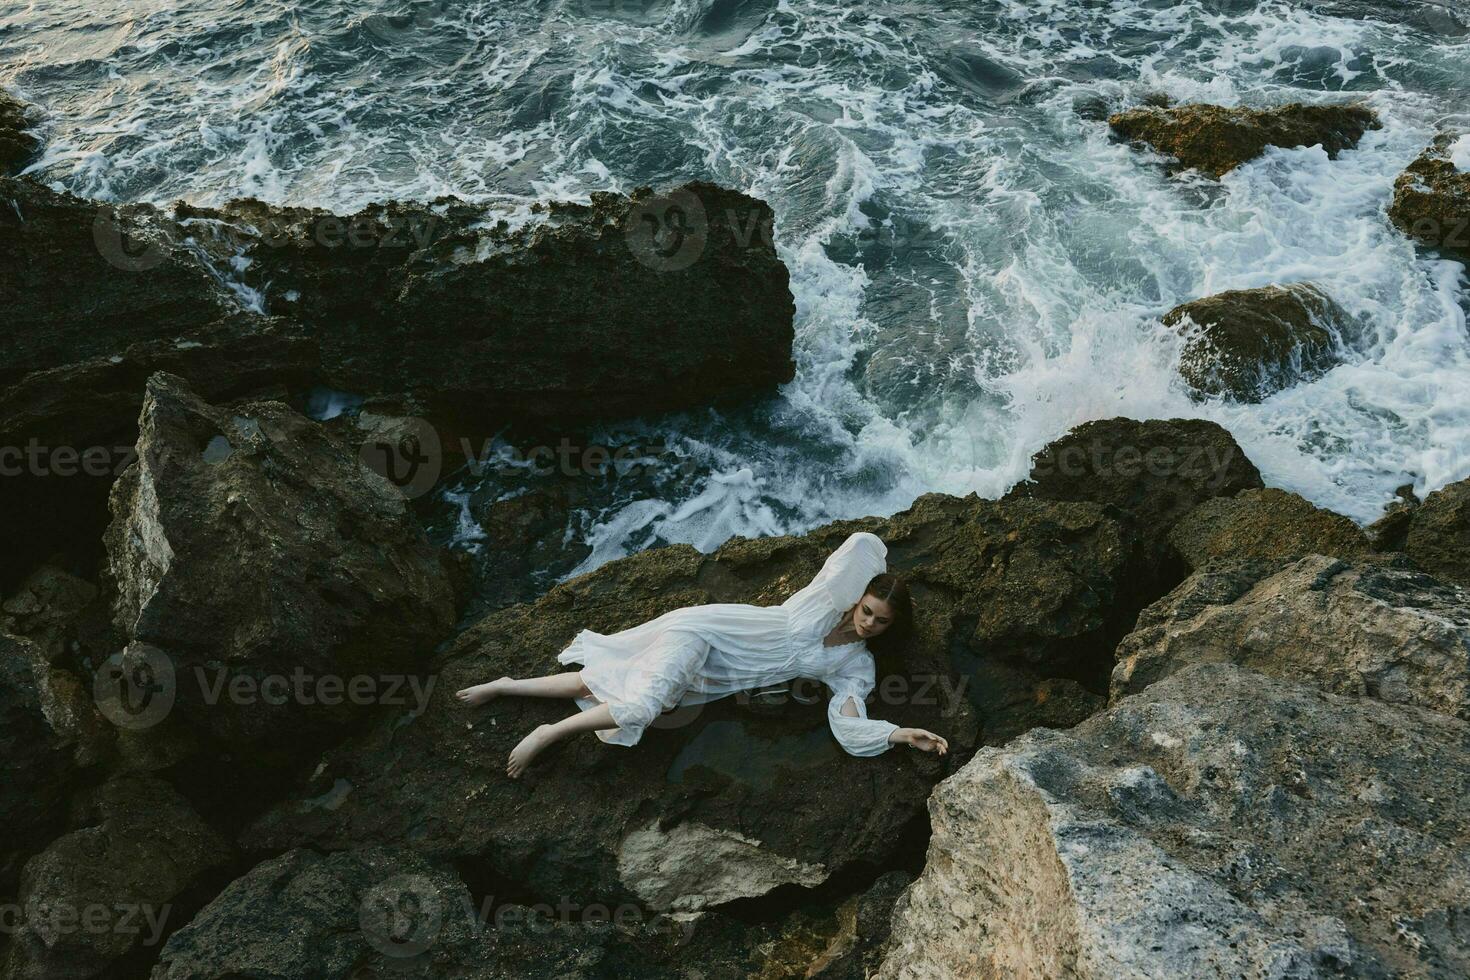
853;593;895;638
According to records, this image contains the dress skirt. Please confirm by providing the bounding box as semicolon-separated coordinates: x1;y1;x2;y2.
559;626;715;746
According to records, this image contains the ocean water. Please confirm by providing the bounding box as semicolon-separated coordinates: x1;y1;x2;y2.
5;0;1468;580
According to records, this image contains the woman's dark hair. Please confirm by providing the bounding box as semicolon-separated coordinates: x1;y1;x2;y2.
860;572;913;664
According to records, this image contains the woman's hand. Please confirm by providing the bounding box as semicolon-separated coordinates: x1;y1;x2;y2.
890;727;948;755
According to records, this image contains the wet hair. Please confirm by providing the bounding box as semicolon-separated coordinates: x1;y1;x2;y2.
859;572;913;663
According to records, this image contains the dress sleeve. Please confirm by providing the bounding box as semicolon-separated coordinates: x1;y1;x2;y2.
809;531;889;614
824;650;899;757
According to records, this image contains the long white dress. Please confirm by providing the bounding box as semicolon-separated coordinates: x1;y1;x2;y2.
556;531;901;756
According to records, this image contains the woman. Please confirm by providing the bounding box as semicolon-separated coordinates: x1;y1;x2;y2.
457;530;949;777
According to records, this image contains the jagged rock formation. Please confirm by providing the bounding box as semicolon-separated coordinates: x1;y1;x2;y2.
1112;555;1470;717
1162;283;1351;402
879;660;1470;978
0;91;39;176
103;373;457;759
3;778;231;980
0;174;796;578
1168;487;1371;570
1109;101;1380;177
1389;132;1470;262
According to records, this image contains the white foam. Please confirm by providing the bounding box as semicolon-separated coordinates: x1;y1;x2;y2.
1450;135;1470;172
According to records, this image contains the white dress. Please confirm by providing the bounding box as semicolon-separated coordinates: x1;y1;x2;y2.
556;531;901;756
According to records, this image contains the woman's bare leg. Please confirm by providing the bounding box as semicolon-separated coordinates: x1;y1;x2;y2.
507;701;619;778
456;671;591;706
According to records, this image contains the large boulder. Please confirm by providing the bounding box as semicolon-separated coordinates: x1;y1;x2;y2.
0;91;40;176
1004;417;1264;591
1389;133;1470;262
242;491;1162;914
4;777;231;980
103;373;457;758
1109;101;1380;178
0;178;236;386
878;661;1470;978
1112;555;1470;719
150;844;843;980
0;314;317;586
177;180;796;425
1168;487;1371;571
1161;283;1350;402
1400;476;1470;588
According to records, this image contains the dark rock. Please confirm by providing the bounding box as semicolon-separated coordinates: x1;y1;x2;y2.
1168;487;1370;571
1161;283;1351;402
4;777;231;980
1112;555;1470;719
178;180;796;426
103;373;457;760
1108;101;1380;178
0;314;317;586
1364;482;1420;551
151;844;803;980
242;492;1154;912
0;635;76;893
0;178;237;387
1402;476;1470;588
1005;417;1264;591
1389;133;1470;261
880;661;1470;978
0;91;40;176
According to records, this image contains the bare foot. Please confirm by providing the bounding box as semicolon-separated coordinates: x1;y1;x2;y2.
456;677;512;706
507;724;558;779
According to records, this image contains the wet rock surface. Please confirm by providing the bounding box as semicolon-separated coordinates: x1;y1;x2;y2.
0;91;39;176
1168;487;1371;570
1389;132;1470;262
1109;101;1380;178
103;373;457;759
1005;417;1264;596
1162;283;1351;402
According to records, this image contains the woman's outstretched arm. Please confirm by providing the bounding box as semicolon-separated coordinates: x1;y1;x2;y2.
824;651;946;758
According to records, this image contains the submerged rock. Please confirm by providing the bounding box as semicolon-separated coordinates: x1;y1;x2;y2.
4;777;231;980
103;373;457;759
1112;555;1470;718
1162;283;1350;402
0;91;40;175
878;661;1470;978
1168;487;1370;570
1389;132;1470;262
1108;101;1380;178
